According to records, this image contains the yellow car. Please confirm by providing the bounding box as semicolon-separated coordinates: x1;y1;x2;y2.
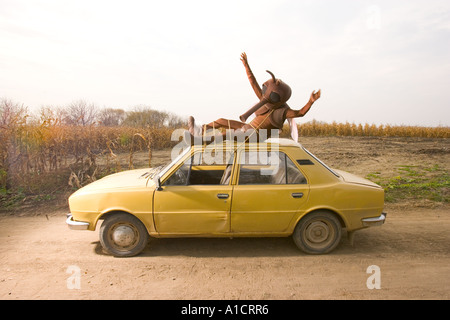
67;138;386;257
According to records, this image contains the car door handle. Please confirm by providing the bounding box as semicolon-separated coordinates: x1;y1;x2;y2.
291;192;304;199
217;193;229;199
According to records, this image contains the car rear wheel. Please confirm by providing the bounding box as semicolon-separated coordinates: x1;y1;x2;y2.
293;211;342;254
99;213;149;257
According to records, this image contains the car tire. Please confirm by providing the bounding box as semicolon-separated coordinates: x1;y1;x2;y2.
293;211;342;254
99;213;149;257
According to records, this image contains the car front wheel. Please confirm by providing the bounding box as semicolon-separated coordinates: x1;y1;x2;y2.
99;213;149;257
293;211;342;254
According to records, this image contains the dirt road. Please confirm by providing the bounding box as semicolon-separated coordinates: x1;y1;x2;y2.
1;205;449;300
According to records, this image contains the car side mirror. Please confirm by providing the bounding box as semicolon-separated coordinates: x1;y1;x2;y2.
156;177;163;191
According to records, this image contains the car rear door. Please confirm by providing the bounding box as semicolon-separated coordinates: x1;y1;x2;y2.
230;149;310;234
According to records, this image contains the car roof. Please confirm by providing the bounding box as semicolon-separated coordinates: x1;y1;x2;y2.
264;138;303;147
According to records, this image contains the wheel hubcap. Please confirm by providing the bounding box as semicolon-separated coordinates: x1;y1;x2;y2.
307;221;329;243
112;225;135;247
109;223;139;250
303;219;335;250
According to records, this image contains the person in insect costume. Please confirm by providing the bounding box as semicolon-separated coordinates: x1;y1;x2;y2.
188;52;321;142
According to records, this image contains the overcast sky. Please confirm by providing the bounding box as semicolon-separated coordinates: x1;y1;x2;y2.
1;0;449;127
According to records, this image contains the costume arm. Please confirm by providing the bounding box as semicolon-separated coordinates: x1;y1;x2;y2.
286;89;321;118
240;52;263;99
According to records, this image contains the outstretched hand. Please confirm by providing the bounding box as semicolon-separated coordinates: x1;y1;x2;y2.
240;52;248;66
310;89;321;103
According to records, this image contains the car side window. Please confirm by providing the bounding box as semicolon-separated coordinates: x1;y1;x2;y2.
164;157;191;186
238;151;307;185
164;149;234;186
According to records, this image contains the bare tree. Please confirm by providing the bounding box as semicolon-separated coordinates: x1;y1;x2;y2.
165;112;186;128
122;106;167;128
121;106;186;128
64;100;98;126
0;98;28;190
98;108;126;126
0;98;28;128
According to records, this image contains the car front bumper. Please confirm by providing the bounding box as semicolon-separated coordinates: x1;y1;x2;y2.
66;214;90;230
362;212;387;227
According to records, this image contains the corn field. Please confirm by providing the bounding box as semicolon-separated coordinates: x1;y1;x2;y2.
0;124;178;193
282;120;450;139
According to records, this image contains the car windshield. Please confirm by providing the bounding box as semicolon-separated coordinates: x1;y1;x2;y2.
302;147;340;178
153;146;191;181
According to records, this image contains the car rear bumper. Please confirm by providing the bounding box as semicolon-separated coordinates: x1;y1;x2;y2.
362;212;387;227
66;214;90;230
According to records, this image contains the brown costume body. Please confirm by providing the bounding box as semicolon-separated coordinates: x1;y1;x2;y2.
190;53;320;140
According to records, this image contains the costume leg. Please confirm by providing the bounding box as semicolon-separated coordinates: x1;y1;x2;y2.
205;118;246;130
188;117;245;136
187;116;255;144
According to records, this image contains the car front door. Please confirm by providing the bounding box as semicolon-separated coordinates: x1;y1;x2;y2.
153;149;234;235
231;149;310;234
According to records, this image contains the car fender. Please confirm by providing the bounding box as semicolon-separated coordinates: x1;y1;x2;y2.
98;208;157;235
288;206;348;234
